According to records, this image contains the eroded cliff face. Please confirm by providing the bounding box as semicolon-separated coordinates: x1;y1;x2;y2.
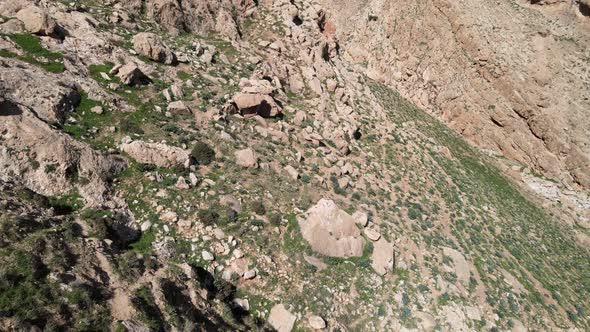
319;0;590;189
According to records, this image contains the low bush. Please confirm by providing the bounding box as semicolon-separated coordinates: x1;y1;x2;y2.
191;142;215;165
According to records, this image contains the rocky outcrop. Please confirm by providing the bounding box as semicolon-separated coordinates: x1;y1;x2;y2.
120;139;190;168
0;101;125;207
144;0;256;38
298;199;364;258
0;60;80;125
132;32;176;65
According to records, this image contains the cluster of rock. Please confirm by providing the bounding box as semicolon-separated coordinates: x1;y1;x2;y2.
226;78;283;118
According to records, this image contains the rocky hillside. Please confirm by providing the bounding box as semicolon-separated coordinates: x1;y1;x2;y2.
0;0;589;331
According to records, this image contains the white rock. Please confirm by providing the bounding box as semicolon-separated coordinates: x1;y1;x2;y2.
308;315;326;329
284;165;299;180
243;269;256;280
232;298;250;311
140;221;152;232
202;250;215;261
233;249;244;258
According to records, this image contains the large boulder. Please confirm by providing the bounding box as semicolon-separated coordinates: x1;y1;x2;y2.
298;199;365;257
15;6;61;38
233;93;282;118
120;140;190;168
132;32;177;64
116;63;151;86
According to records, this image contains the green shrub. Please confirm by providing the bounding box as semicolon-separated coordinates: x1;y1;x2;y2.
119;119;144;135
198;208;219;225
250;200;266;215
269;213;282;226
225;208;238;223
191;142;215;165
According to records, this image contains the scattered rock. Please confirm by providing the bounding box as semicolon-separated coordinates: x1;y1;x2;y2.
232;298;250;311
167;100;191;115
284;165;299;180
140;221;152;232
352;210;368;227
90;106;103;114
175;176;190;189
232;93;282;118
371;238;395;276
243;269;256;280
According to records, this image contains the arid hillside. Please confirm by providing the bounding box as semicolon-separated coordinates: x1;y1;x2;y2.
0;0;589;331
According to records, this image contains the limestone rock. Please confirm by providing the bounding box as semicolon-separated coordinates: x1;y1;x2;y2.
117;63;151;86
308;315;326;329
0;60;80;125
167;100;190;115
371;238;395;276
16;6;60;38
364;228;381;241
0;100;125;207
233;93;282;118
120;140;190;168
202;250;215;261
268;304;296;332
298;199;364;257
284;165;299;180
132;32;177;64
235;148;258;168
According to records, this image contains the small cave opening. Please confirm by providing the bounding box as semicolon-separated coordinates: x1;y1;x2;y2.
579;1;590;17
293;15;303;26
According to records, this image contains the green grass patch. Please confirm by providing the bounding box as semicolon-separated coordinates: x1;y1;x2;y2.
5;33;65;73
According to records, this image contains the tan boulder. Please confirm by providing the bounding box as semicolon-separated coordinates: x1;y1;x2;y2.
132;32;177;64
371;238;395;276
15;6;60;38
298;199;364;257
235;148;258;168
117;63;151;86
167;101;190;115
268;304;296;332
